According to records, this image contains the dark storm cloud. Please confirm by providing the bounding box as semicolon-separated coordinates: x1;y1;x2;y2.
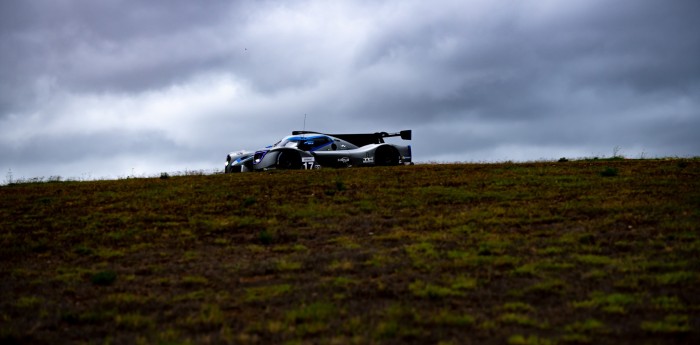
344;0;700;123
0;0;242;98
1;0;699;180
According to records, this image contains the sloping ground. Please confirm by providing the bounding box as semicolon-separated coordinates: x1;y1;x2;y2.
1;160;699;344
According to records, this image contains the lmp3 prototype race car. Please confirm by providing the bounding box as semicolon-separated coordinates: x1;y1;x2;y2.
224;130;412;173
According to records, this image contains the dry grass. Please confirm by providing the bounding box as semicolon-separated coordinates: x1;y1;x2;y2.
1;159;699;344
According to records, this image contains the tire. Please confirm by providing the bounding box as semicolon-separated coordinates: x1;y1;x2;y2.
374;146;399;166
277;150;302;170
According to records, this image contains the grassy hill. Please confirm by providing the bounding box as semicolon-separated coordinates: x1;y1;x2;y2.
1;159;699;344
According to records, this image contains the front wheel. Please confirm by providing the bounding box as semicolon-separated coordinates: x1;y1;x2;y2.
277;151;302;170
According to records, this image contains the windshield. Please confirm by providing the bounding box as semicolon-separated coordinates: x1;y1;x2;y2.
276;135;332;151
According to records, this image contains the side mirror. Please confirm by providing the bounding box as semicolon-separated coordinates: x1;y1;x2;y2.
400;130;412;140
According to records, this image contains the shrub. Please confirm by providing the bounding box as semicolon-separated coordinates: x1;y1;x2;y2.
600;167;618;177
73;245;94;256
259;229;274;245
242;196;257;207
91;270;117;286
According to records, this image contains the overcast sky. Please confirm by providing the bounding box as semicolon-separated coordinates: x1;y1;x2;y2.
1;0;699;180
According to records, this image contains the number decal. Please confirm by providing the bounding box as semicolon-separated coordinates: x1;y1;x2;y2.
302;156;315;170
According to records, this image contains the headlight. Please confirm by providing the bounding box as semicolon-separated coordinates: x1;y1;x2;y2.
253;151;268;165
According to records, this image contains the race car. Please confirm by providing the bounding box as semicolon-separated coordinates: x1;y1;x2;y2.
224;130;412;173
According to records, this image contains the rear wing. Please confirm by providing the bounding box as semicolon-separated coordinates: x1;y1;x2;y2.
380;130;412;140
292;130;411;146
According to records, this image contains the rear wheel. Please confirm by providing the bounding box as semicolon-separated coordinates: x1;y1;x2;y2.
277;151;302;170
374;146;399;166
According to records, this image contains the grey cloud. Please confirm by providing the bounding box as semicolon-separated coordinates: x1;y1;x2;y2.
1;0;248;107
1;129;179;163
1;0;699;180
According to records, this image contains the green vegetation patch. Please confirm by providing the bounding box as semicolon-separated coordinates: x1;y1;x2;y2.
244;284;292;303
285;302;336;336
499;313;548;329
572;292;638;314
409;280;463;299
640;314;691;333
655;271;697;285
564;318;607;334
114;312;155;330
